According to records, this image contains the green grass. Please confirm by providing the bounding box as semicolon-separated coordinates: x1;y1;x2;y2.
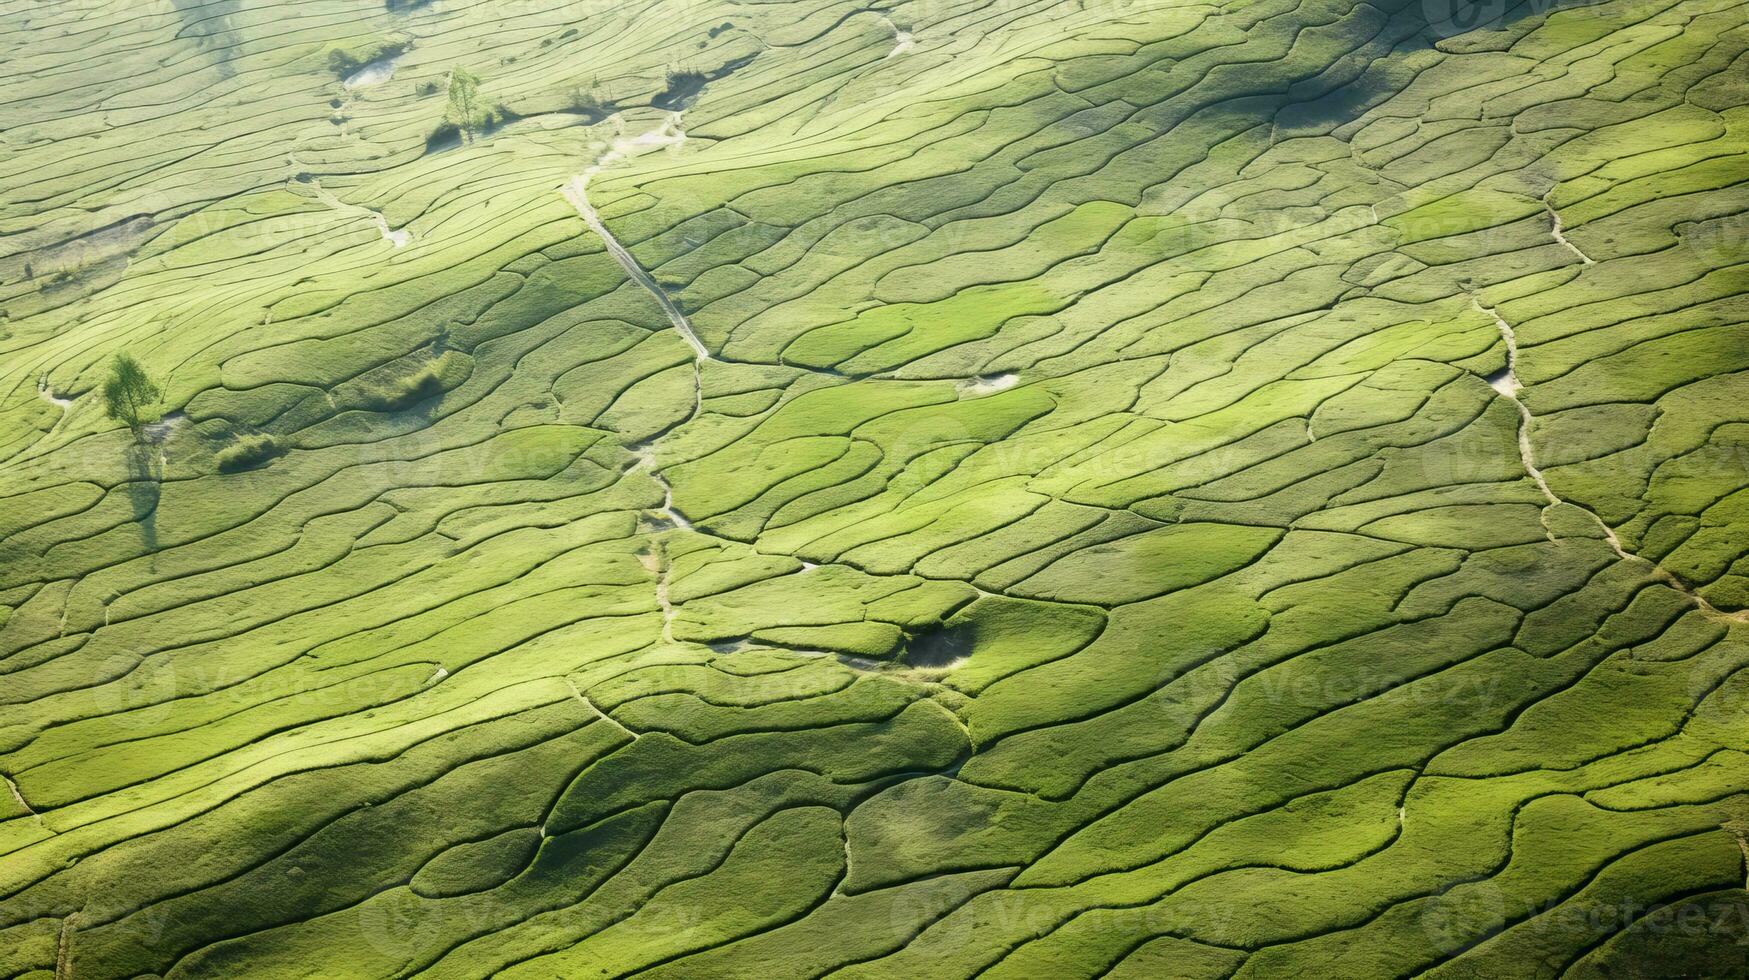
1;0;1747;975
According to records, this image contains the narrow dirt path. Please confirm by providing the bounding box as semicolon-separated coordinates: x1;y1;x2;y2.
563;172;710;361
4;772;41;825
563;677;639;739
1543;193;1594;266
563;114;713;644
1476;297;1747;622
306;179;411;247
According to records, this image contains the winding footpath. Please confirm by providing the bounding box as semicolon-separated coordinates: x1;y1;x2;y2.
563;115;711;362
307;179;411;248
563;176;709;361
563;117;714;639
1476;296;1748;623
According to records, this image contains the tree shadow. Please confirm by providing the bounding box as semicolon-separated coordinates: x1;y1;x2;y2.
125;442;161;554
167;0;242;65
903;621;977;669
1272;0;1619;132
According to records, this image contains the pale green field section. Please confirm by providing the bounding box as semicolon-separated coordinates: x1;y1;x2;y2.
2;0;1749;975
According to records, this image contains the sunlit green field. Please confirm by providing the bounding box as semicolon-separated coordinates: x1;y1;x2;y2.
2;0;1748;975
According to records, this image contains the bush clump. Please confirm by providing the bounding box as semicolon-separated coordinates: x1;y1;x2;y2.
566;86;615;123
216;434;283;473
356;351;465;412
326;39;407;80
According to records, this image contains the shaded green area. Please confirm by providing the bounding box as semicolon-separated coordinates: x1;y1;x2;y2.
0;0;1746;975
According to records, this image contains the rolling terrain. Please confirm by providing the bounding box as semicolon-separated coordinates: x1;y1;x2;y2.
2;0;1749;975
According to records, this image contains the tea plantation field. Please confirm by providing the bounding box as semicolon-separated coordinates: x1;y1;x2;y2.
3;0;1749;975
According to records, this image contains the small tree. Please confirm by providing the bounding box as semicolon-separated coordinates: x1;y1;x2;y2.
566;76;615;122
102;354;160;439
446;67;483;142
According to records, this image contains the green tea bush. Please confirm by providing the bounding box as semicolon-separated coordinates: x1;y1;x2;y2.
216;433;283;472
353;351;466;412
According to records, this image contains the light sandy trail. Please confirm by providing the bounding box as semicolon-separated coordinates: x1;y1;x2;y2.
564;174;710;361
1477;297;1597;532
4;773;39;822
629;441;694;530
1544;193;1594;265
563;113;709;361
564;677;639;739
307;179;410;247
562;115;713;616
36;376;73;410
1476;297;1748;622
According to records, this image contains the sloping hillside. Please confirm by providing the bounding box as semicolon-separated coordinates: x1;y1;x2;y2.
2;0;1748;975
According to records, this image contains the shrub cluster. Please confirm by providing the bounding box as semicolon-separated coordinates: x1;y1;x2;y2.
216;434;283;473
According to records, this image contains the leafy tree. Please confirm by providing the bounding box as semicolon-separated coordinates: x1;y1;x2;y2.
102;354;160;438
446;67;483;141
